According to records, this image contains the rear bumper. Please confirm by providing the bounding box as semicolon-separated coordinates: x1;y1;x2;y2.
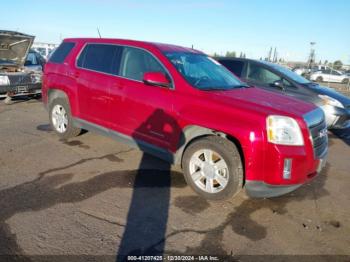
0;83;42;95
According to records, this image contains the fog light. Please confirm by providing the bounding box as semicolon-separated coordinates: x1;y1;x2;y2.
283;159;292;179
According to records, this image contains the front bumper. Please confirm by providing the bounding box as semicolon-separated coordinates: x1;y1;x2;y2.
245;181;302;198
246;153;327;198
0;82;42;96
322;105;350;129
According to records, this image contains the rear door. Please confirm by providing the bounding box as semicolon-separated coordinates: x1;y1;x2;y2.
110;46;175;150
75;43;122;127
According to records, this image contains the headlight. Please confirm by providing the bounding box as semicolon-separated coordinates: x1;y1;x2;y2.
267;115;304;146
0;75;10;86
319;95;344;108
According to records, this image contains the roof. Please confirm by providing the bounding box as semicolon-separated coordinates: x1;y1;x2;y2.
63;38;203;54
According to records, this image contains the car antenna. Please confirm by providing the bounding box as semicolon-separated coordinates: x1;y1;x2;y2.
97;27;102;38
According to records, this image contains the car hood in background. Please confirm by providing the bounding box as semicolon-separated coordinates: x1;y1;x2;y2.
304;83;350;108
0;30;34;67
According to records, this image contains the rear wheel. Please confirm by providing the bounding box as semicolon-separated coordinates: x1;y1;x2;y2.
316;76;323;82
49;98;81;139
182;136;243;200
342;78;349;84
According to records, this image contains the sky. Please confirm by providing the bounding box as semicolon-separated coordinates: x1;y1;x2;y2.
1;0;350;63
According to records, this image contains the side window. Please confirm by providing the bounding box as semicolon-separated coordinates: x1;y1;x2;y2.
247;63;281;85
282;79;294;88
25;53;38;66
49;42;75;64
219;60;244;77
119;47;166;81
332;71;340;75
77;44;122;74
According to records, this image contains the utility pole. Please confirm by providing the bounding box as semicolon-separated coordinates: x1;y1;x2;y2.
267;47;272;62
308;42;316;69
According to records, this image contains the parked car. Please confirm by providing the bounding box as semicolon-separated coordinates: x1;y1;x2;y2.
43;38;328;200
310;69;349;84
0;30;42;99
217;57;350;129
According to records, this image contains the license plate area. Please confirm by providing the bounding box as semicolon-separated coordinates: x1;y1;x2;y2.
17;86;29;93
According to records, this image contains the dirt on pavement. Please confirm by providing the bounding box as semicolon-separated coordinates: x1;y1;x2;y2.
0;98;349;261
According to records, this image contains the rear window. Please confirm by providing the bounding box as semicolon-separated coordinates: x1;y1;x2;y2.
219;60;244;77
77;44;122;74
49;42;75;64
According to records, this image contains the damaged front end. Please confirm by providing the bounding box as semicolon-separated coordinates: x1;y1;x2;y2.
0;30;42;98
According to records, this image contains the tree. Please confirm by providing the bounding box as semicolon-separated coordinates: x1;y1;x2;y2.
225;51;236;57
333;60;343;70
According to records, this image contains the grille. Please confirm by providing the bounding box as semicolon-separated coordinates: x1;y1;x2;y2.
7;73;32;85
304;108;328;159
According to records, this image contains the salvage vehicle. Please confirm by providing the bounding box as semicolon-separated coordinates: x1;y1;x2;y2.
25;49;46;74
0;31;42;100
42;38;328;200
217;57;350;129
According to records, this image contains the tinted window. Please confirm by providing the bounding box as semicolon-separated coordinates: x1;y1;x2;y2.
49;42;75;63
219;60;244;77
247;63;281;85
119;47;166;81
77;44;122;74
268;63;310;84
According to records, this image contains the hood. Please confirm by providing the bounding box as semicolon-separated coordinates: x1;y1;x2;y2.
0;30;34;67
210;87;316;118
304;83;350;108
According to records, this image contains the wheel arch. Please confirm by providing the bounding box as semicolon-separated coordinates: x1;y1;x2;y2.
175;125;245;178
48;88;69;106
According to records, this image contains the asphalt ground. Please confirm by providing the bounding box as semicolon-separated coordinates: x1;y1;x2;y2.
0;98;349;261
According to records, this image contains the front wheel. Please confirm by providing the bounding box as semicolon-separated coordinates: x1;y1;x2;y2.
49;98;81;139
342;78;349;84
316;76;323;82
182;136;244;200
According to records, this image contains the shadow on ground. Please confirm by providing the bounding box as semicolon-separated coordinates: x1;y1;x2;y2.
0;166;185;259
164;164;331;256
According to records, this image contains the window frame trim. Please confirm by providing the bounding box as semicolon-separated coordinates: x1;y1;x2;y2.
75;42;175;90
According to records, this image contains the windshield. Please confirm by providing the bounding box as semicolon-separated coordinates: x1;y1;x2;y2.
270;63;311;84
164;52;245;90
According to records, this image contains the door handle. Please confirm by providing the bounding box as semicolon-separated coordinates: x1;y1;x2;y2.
69;71;80;78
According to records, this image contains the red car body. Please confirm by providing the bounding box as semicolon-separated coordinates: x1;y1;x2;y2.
42;38;328;197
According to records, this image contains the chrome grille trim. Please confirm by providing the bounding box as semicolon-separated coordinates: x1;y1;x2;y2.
303;108;328;159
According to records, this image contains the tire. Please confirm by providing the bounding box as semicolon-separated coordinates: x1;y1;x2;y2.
49;97;81;139
342;78;349;84
182;136;244;201
316;76;323;82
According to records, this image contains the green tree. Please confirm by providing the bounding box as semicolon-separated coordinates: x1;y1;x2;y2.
225;51;236;57
333;60;343;70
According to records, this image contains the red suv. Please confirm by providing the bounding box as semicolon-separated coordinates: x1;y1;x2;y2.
42;38;328;200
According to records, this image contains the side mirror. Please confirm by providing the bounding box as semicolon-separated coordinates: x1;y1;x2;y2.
143;72;171;88
271;80;285;90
